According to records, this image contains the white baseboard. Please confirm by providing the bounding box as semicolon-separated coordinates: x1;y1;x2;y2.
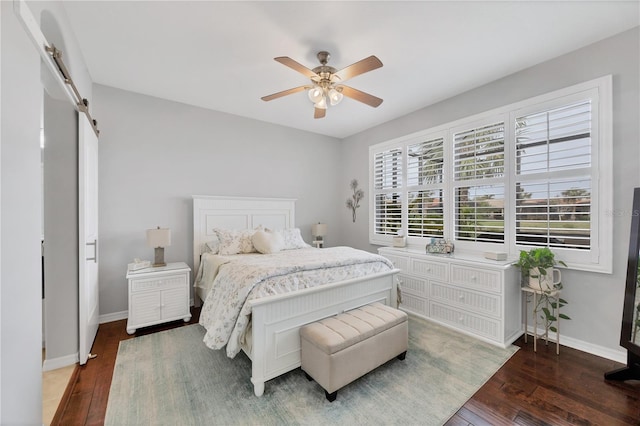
100;310;127;324
99;301;195;325
42;352;78;372
525;325;627;364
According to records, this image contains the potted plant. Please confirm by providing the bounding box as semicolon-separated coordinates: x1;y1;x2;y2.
515;247;567;291
515;247;570;334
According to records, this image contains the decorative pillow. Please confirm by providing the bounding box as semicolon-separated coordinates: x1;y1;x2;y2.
251;230;285;254
203;236;220;254
273;228;310;250
214;228;260;255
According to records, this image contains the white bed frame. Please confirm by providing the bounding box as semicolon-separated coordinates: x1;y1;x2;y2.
192;195;399;396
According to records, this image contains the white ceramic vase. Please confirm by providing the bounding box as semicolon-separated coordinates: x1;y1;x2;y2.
528;267;561;291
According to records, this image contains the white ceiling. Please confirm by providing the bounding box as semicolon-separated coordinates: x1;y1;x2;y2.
62;1;639;139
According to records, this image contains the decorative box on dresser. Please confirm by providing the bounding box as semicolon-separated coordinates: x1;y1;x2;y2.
126;262;192;334
378;247;522;348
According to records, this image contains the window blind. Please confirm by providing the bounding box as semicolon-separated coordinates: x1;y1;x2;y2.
374;193;402;235
455;185;505;242
454;122;505;181
515;101;592;250
515;101;591;175
374;148;402;190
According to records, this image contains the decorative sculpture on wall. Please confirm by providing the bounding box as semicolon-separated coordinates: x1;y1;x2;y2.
346;179;364;223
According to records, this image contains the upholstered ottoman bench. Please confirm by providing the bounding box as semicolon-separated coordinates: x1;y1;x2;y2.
300;302;408;402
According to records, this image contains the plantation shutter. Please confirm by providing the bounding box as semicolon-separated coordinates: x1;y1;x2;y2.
515;101;592;249
407;137;445;238
453;121;505;243
373;148;402;236
453;122;505;180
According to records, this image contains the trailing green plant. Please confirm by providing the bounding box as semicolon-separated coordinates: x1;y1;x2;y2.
514;247;567;281
515;247;570;334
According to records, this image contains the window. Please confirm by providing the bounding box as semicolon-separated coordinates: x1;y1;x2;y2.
369;76;612;273
514;101;592;250
407;137;444;238
453;120;505;243
373;148;402;236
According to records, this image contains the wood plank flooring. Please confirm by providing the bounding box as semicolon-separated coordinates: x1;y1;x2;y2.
52;308;640;425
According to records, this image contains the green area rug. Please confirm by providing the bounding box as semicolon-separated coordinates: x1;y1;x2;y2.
105;316;518;426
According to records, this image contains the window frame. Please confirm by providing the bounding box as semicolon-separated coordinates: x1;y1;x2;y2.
369;75;613;273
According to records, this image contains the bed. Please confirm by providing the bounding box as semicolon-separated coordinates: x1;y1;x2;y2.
192;195;400;396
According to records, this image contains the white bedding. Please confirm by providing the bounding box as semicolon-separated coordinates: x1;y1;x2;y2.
197;246;394;358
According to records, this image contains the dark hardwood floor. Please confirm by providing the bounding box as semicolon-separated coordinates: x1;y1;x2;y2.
53;308;640;425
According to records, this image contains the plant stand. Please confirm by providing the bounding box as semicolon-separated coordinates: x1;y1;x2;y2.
522;287;561;355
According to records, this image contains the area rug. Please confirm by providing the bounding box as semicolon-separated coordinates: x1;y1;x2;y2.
105;316;518;426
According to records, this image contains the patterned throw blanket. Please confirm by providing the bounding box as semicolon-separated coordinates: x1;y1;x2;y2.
198;246;394;357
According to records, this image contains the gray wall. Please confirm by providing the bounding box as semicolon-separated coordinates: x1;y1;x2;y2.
337;27;640;359
1;1;95;421
93;85;343;316
43;92;79;361
1;2;45;423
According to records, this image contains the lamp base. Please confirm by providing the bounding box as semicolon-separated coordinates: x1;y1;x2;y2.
153;247;166;267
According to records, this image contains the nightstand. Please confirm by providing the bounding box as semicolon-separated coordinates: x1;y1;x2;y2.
126;262;191;334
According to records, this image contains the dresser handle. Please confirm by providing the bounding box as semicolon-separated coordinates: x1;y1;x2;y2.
458;295;464;300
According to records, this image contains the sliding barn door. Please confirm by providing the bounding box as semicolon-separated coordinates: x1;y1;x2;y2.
78;116;99;365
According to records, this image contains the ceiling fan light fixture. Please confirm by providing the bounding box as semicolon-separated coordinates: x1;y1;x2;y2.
262;51;383;119
328;88;343;106
308;86;324;103
314;97;327;109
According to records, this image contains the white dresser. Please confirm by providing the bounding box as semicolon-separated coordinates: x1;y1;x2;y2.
378;247;522;348
126;262;192;334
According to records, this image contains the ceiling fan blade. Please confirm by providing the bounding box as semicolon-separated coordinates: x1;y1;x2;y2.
333;56;383;81
314;108;326;119
261;86;309;102
339;85;383;108
274;57;319;79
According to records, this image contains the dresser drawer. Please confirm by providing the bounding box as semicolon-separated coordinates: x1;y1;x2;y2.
450;265;501;293
400;293;428;317
430;301;501;341
399;274;428;298
430;282;501;318
130;274;187;293
382;254;410;271
411;258;448;280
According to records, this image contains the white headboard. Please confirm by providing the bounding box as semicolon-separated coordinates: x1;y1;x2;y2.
192;195;296;274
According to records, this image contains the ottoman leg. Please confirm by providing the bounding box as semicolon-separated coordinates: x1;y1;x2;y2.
325;390;337;402
397;351;407;360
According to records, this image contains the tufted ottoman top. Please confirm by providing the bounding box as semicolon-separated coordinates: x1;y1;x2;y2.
300;302;407;355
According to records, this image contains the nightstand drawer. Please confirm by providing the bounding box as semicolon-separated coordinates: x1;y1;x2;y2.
130;275;187;293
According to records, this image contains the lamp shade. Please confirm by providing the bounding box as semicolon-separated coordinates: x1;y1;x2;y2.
311;223;328;238
308;86;324;103
328;88;343;106
147;227;171;248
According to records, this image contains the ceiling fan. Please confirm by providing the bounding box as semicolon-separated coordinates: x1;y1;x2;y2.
261;51;383;119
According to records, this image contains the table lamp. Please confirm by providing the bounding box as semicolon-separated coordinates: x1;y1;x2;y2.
311;223;328;248
147;226;171;267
